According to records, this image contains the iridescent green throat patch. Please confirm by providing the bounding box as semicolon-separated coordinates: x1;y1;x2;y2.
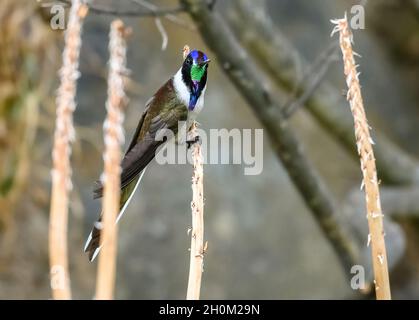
191;64;206;81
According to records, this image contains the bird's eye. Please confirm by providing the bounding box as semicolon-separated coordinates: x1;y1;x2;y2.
186;57;192;65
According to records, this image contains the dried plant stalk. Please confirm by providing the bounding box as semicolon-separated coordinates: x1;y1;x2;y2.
184;45;205;299
95;20;130;300
332;15;391;300
49;0;87;300
183;44;206;299
186;121;205;300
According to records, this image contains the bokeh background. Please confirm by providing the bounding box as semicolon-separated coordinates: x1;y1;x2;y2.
1;0;419;299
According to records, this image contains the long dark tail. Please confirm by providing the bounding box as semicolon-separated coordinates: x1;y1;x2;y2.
84;169;146;261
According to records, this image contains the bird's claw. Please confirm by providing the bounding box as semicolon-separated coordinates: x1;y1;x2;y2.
187;135;202;149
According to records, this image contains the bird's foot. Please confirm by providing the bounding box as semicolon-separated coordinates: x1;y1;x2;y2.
187;135;202;149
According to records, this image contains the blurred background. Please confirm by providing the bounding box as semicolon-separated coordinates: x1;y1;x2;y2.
1;0;419;299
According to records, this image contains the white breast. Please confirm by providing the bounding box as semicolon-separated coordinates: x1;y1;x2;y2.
173;68;206;122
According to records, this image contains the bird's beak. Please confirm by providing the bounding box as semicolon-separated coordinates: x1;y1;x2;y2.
199;59;211;67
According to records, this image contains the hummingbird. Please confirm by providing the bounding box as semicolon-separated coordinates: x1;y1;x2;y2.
84;50;210;261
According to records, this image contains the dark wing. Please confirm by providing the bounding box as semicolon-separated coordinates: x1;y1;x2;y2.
119;113;170;190
93;101;187;198
93;100;151;199
126;97;154;153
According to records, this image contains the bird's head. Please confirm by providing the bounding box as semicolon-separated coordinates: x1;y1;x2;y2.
181;49;210;110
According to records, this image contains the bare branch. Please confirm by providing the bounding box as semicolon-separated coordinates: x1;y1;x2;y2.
228;0;419;186
129;0;193;29
58;0;185;18
283;43;339;118
154;18;168;51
